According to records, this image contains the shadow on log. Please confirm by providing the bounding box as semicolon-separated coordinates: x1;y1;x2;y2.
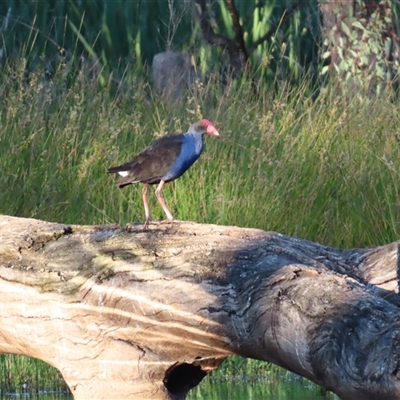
1;215;400;400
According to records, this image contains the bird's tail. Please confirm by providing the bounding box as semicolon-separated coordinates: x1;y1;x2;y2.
108;166;124;174
116;177;133;188
108;166;135;188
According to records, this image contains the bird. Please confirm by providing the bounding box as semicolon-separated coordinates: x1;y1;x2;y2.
108;119;219;229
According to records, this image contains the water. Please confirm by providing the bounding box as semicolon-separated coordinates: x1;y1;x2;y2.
0;376;338;400
189;375;339;400
0;378;340;400
0;390;72;400
0;384;337;400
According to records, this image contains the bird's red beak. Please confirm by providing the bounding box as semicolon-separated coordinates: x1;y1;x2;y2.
201;119;219;136
206;124;219;136
207;126;219;136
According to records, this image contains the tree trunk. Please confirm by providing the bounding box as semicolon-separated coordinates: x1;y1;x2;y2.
1;215;400;400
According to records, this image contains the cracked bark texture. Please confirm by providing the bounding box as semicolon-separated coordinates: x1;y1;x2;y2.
1;215;400;400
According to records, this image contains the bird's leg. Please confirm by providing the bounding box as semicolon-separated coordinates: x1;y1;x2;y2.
154;180;174;222
142;184;151;229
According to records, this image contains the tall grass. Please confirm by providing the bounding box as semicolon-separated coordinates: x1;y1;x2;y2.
0;1;323;83
1;58;400;392
1;60;400;247
0;0;194;66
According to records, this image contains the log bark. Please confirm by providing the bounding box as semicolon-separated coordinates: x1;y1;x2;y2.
1;215;400;400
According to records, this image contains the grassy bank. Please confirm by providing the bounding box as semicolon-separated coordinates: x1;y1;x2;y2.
1;64;399;247
1;60;400;391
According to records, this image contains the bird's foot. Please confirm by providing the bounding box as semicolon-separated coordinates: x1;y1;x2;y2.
159;218;174;225
143;218;152;230
143;219;174;228
143;218;174;230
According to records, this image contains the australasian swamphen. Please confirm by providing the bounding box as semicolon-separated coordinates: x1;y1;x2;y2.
108;119;219;228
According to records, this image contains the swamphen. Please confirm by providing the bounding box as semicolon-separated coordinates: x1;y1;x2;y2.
108;119;219;228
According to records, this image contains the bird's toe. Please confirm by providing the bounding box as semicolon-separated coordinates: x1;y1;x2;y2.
143;219;152;230
160;219;174;225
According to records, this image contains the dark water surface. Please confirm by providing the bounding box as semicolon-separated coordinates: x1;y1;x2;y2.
0;377;339;400
188;375;339;400
0;390;72;400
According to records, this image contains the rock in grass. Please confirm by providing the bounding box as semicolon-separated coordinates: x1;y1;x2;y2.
152;51;200;99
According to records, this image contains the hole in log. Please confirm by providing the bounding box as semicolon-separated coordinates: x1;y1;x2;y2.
163;362;207;396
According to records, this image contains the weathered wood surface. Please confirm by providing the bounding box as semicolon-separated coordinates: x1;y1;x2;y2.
0;215;400;400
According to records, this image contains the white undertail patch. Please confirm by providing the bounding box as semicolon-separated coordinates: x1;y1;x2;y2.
117;171;129;177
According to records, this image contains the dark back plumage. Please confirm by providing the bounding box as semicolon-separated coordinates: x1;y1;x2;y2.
108;134;186;186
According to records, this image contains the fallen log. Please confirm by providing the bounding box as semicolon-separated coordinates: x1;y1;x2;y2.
0;215;400;400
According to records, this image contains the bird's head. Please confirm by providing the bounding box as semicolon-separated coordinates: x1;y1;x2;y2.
190;119;220;136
